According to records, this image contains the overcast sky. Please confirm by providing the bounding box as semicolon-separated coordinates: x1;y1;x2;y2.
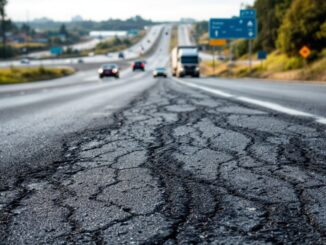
7;0;255;21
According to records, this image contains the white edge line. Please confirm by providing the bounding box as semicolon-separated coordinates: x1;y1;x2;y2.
174;78;232;98
173;77;326;125
237;97;313;117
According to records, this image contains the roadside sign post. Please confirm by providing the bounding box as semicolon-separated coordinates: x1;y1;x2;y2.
240;9;257;72
209;39;227;76
209;9;257;75
299;46;311;76
299;46;311;59
257;50;268;69
50;47;63;57
249;39;253;72
212;45;216;76
228;40;233;76
209;15;257;72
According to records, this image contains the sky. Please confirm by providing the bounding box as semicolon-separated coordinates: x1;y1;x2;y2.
7;0;255;22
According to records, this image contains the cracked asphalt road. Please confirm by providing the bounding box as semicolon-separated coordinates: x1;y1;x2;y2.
1;24;326;244
1;78;326;244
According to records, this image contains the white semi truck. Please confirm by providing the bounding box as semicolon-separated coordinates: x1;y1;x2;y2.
171;46;200;78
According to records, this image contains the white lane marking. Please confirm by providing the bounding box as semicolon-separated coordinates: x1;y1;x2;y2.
84;76;98;81
238;97;313;117
173;78;326;125
316;118;326;124
174;78;232;98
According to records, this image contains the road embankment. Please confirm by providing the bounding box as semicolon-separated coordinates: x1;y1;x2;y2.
200;52;326;83
0;66;75;85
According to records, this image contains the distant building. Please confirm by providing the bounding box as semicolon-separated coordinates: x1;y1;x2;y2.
71;15;84;22
32;17;54;23
12;33;30;43
127;29;140;37
33;38;48;43
49;33;67;42
89;31;128;38
180;18;196;23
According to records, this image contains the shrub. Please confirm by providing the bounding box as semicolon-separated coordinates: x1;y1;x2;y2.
285;57;304;70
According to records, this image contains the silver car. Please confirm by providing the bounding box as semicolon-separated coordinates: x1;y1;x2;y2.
153;67;167;78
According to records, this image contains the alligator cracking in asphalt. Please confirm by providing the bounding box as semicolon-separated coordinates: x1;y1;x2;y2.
1;79;326;244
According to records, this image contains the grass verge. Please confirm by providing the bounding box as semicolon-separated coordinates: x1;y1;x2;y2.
0;66;75;85
10;42;47;49
201;51;326;82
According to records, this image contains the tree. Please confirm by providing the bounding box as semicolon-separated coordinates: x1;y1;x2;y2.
21;23;32;34
193;21;208;43
253;0;291;52
112;36;122;46
0;0;7;58
59;24;68;36
277;0;326;56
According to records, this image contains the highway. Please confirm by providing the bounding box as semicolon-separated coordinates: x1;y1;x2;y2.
26;37;113;59
0;24;326;244
0;25;163;68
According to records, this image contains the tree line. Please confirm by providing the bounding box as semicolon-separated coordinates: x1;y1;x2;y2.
254;0;325;58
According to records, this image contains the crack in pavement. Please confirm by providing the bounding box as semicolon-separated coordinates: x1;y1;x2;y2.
0;79;326;244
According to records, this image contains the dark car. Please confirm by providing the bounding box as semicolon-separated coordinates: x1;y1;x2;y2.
132;61;145;71
98;64;120;79
153;67;167;78
118;52;125;59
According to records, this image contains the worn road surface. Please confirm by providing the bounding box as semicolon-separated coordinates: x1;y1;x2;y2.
0;24;326;244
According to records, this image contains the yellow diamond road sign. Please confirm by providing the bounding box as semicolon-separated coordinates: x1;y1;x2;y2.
299;46;311;59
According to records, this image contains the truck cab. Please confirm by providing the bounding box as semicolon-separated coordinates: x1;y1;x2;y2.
172;46;200;78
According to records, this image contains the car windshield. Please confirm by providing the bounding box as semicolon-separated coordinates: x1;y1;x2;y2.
156;68;166;71
103;65;117;69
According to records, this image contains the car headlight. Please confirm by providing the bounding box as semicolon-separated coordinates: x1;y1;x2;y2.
112;68;118;73
195;67;200;71
98;68;103;73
